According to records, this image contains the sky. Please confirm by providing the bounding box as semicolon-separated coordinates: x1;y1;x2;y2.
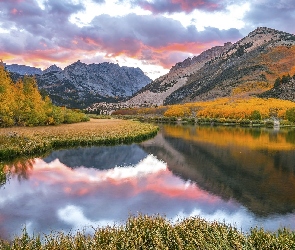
0;0;295;79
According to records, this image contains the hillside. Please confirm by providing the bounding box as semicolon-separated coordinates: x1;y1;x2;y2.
125;42;233;107
259;75;295;101
88;27;295;113
7;61;151;108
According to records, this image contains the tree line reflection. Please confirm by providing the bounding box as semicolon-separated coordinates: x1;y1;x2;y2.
140;125;295;216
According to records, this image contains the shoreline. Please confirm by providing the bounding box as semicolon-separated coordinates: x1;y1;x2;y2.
0;119;159;161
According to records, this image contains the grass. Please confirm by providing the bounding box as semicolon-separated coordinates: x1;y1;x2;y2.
0;118;159;161
1;215;295;249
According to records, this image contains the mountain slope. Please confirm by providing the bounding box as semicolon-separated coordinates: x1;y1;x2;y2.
7;61;151;108
124;42;233;106
123;27;295;107
259;75;295;101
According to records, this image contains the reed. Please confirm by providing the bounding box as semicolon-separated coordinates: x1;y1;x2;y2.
1;215;295;249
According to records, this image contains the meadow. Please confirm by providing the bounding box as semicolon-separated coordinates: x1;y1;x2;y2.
0;118;159;161
1;215;295;249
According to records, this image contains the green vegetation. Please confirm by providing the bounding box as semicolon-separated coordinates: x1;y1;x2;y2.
1;215;295;249
87;114;112;119
0;64;88;127
286;107;295;123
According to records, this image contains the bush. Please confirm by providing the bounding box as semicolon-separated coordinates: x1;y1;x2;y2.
240;119;251;125
265;120;274;128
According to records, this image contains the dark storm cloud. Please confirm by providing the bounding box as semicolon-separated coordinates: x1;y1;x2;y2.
130;0;225;14
243;0;295;34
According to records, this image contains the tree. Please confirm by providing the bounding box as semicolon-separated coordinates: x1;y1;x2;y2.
250;110;262;120
12;79;26;125
286;108;295;122
274;77;281;88
22;76;47;125
0;64;16;126
281;74;291;84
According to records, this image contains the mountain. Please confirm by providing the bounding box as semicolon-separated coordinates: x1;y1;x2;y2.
42;64;62;74
37;61;151;108
259;75;295;100
5;63;43;75
6;61;151;108
88;27;295;112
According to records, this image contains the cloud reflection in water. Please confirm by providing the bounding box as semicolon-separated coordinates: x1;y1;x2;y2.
0;152;295;240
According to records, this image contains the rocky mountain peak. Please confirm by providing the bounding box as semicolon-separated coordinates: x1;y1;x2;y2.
37;60;151;108
5;63;43;75
64;60;87;72
43;64;62;74
234;27;295;53
249;27;278;35
170;42;233;72
100;26;295;111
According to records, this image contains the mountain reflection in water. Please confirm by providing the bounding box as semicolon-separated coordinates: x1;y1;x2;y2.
142;125;295;216
1;125;295;240
0;153;239;240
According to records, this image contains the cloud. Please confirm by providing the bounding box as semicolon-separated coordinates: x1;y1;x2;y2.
242;0;295;34
80;14;242;67
130;0;226;14
0;0;242;70
92;0;105;3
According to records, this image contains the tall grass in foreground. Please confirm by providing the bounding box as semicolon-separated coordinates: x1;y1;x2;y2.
1;215;295;249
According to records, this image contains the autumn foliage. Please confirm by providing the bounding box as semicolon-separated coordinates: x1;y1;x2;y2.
0;64;88;127
114;96;295;121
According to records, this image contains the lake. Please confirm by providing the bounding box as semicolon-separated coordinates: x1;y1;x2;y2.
1;124;295;240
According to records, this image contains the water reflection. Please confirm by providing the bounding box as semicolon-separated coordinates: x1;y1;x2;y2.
43;144;148;169
141;125;295;216
0;154;239;240
1;126;295;240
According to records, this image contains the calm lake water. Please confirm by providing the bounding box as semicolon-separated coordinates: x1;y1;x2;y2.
1;124;295;240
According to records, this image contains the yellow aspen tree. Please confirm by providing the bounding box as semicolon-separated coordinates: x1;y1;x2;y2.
0;64;16;126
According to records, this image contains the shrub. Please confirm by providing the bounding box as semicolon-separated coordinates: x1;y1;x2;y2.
265;120;274;128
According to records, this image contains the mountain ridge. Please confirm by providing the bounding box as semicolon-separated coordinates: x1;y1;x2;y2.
6;60;151;108
165;27;295;105
87;27;295;114
4;26;295;113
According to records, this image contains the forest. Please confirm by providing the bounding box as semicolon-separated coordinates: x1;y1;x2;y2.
0;64;88;127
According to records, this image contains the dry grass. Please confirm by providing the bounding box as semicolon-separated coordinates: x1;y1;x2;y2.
0;119;159;160
1;215;295;249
